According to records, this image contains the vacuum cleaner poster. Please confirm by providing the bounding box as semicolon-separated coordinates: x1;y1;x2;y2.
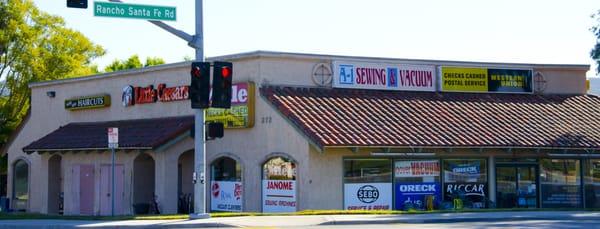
210;181;242;212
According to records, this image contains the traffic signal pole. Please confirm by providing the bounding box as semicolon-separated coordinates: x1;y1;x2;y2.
123;0;209;219
190;0;209;219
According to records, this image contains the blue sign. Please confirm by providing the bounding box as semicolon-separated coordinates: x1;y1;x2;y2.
338;64;354;84
387;68;398;87
395;182;441;210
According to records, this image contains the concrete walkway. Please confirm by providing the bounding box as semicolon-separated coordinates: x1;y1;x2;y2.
0;211;599;228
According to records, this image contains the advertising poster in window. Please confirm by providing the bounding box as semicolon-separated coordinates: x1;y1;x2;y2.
541;184;581;208
344;183;392;210
444;161;481;183
394;160;440;178
440;67;532;93
443;183;488;205
394;160;441;210
210;181;242;212
262;180;297;213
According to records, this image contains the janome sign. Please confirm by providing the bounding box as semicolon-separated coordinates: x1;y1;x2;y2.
344;183;392;210
333;61;436;91
262;180;297;213
211;181;242;212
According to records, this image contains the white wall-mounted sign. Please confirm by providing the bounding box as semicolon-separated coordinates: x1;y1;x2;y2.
333;61;436;92
107;127;118;149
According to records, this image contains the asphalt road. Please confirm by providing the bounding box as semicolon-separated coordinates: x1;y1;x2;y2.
279;219;600;229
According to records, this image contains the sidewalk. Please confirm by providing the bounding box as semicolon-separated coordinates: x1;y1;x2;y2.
0;211;599;228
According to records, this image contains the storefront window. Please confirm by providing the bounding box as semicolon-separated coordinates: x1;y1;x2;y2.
394;160;441;210
442;159;488;209
13;160;29;211
211;157;242;182
343;159;392;210
583;159;600;208
540;159;581;208
210;157;242;212
262;156;297;213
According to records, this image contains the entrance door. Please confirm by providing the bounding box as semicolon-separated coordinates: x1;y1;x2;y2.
79;165;95;215
100;164;124;215
496;165;538;208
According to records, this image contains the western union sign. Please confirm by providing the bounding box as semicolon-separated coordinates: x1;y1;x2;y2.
441;67;533;93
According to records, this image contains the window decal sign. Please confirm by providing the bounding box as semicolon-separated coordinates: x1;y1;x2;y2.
395;182;441;210
344;183;392;210
211;181;242;212
262;180;297;213
333;61;436;92
394;160;440;178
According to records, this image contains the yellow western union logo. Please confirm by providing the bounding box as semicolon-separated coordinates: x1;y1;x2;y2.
441;67;488;92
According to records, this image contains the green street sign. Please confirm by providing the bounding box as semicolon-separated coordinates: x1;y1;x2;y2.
94;1;176;21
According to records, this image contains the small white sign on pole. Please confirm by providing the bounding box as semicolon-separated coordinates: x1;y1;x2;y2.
108;127;119;149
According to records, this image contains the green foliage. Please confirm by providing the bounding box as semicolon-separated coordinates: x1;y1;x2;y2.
591;10;600;75
104;55;165;72
0;0;104;154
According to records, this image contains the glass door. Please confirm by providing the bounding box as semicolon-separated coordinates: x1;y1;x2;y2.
496;165;538;208
496;167;517;208
517;166;537;208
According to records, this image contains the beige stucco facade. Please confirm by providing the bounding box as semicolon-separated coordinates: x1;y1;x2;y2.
3;51;592;215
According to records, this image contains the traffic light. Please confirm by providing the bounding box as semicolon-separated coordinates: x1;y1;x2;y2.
207;122;224;139
67;0;87;8
211;61;233;108
190;62;211;109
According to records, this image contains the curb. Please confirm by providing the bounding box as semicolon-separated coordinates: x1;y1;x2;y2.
0;222;240;229
320;216;600;225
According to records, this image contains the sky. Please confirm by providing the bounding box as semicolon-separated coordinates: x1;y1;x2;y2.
32;0;600;77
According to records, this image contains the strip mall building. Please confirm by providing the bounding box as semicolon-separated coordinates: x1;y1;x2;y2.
3;51;600;215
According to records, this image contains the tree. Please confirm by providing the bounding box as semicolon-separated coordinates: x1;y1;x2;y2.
0;0;104;149
591;10;600;75
104;55;165;72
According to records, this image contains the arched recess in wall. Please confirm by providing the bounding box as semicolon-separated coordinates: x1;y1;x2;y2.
209;156;243;212
176;150;194;214
261;155;297;213
12;159;29;211
47;154;62;215
133;153;156;214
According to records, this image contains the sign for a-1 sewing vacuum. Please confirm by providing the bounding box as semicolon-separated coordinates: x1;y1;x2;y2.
108;127;118;149
333;61;436;92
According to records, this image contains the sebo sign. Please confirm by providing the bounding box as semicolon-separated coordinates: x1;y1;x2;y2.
357;185;379;203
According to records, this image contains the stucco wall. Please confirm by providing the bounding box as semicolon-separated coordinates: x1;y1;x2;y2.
4;52;590;214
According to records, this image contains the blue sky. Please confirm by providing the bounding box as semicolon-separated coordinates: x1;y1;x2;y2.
33;0;600;77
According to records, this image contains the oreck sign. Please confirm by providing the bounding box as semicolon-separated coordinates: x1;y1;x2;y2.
441;67;533;93
333;61;436;91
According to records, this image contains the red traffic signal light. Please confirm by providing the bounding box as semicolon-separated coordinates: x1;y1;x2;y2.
211;61;233;108
221;66;231;78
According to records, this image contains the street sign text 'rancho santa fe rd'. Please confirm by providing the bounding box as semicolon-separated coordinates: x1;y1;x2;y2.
94;1;176;21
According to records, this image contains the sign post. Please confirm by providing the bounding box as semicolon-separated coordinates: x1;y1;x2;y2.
107;127;118;217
